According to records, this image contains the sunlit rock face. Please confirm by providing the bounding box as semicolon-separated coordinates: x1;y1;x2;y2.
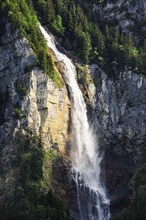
0;20;71;208
91;65;146;217
25;69;70;153
0;20;70;150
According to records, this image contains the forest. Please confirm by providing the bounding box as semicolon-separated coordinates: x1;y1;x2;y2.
0;0;146;77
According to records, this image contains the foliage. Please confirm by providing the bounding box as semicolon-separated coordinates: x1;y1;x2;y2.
1;0;146;76
0;0;63;86
75;63;93;85
15;80;28;98
52;15;65;36
14;107;21;119
14;100;26;119
112;163;146;220
31;0;146;76
0;130;69;220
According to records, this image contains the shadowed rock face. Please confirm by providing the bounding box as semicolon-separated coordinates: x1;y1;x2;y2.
90;1;146;212
93;67;146;134
91;65;146;217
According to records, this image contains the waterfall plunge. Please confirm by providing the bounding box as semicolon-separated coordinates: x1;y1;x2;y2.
39;25;110;220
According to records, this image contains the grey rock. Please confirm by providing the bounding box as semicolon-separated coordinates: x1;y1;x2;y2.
0;20;70;209
91;65;146;217
94;0;146;41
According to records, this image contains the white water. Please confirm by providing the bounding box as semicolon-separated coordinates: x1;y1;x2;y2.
39;25;110;220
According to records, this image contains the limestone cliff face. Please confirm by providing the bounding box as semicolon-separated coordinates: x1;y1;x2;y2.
0;21;70;207
91;64;146;216
24;69;70;153
0;21;70;148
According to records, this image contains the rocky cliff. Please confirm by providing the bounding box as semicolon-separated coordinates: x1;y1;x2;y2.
90;65;146;216
94;0;146;41
0;19;71;217
0;21;70;148
0;2;146;218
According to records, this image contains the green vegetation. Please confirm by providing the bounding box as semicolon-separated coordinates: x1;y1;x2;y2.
14;106;24;119
15;80;28;98
1;0;146;76
0;130;69;220
31;0;146;76
52;15;65;36
0;0;63;86
113;163;146;220
75;64;93;85
14;101;26;119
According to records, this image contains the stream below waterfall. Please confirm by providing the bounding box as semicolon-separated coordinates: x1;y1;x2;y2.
40;25;110;220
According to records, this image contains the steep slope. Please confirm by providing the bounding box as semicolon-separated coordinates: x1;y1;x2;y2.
32;0;146;76
0;0;146;220
91;65;146;217
0;17;71;220
99;0;146;40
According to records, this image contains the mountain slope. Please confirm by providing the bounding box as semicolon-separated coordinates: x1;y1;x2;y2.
0;1;146;220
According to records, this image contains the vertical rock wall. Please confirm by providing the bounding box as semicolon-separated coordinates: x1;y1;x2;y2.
91;65;146;216
0;21;70;208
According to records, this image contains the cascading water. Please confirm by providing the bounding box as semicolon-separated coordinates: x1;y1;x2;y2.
39;25;110;220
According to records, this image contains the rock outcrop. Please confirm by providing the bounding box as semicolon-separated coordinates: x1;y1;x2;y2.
91;64;146;216
94;0;146;41
0;20;70;208
0;20;70;147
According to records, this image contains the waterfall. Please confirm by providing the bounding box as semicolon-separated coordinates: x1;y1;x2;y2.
39;25;110;220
